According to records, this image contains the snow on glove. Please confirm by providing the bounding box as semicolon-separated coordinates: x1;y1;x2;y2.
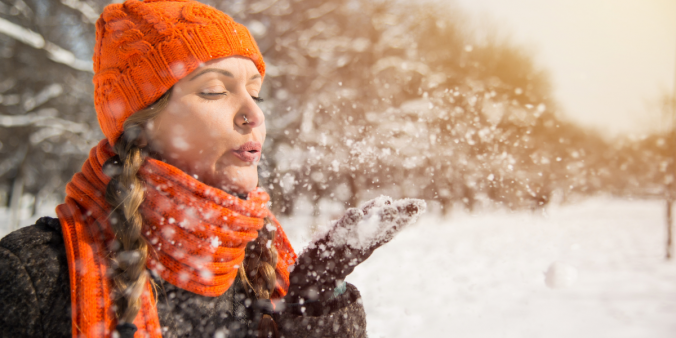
284;196;426;307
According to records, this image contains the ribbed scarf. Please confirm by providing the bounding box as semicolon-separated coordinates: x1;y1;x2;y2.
55;140;296;338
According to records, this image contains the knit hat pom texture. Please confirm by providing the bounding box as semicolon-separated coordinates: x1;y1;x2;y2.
93;0;265;144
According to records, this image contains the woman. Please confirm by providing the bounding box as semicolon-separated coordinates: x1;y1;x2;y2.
0;1;424;337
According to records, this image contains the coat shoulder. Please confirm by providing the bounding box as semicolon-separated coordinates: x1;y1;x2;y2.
0;217;72;338
1;216;63;251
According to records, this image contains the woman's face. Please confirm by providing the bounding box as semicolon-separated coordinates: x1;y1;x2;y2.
144;56;265;196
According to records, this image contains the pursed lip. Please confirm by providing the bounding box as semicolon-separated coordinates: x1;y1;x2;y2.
232;141;262;163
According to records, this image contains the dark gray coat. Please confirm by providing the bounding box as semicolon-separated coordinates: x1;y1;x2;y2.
0;217;367;338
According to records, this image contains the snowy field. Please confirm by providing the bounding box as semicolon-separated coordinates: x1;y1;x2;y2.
283;197;676;338
2;197;675;337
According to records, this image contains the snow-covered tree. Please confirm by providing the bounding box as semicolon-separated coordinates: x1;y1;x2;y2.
222;0;585;214
1;0;649;226
0;0;107;230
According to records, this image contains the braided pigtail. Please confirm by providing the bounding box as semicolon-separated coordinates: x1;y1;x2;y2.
240;219;278;298
104;91;171;325
105;134;148;324
239;218;279;338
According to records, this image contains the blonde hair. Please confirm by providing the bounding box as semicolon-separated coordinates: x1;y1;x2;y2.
240;219;279;338
239;219;278;299
105;91;170;323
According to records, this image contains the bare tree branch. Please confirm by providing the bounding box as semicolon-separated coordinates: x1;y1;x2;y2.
0;16;93;72
0;15;43;48
60;0;98;24
0;109;88;133
23;83;62;112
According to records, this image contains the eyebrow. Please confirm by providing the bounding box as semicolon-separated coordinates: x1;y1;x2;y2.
189;68;262;81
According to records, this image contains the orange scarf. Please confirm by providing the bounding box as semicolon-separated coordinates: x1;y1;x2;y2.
56;140;296;337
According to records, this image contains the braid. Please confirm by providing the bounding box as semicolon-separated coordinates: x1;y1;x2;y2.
104;91;171;324
105;135;148;323
239;218;279;299
239;218;279;337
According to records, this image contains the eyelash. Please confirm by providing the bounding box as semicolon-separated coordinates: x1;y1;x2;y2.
199;92;264;103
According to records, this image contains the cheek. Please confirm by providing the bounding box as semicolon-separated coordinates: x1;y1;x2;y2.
162;106;229;150
167;124;193;152
150;118;192;156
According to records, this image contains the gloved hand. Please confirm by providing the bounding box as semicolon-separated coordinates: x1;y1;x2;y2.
282;196;426;309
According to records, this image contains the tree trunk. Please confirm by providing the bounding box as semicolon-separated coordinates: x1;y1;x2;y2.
8;145;29;232
441;197;452;216
667;199;673;260
347;175;359;208
8;175;24;232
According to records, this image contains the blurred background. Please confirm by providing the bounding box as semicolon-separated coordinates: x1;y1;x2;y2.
0;0;674;337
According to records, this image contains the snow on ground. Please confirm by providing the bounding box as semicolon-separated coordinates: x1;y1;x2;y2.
281;197;676;338
3;196;675;337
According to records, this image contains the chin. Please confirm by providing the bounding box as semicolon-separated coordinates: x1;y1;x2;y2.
225;182;257;196
215;175;259;196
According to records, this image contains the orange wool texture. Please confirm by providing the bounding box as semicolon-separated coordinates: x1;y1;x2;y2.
56;140;296;337
93;0;265;145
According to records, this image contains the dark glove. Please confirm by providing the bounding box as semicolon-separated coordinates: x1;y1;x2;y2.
114;323;137;338
282;197;426;311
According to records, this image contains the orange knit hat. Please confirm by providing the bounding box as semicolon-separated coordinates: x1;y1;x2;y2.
93;0;265;145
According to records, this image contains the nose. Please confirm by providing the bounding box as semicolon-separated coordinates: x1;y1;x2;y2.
235;94;264;130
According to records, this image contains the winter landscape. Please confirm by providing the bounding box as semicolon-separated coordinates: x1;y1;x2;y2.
0;0;675;337
3;195;675;337
276;196;676;338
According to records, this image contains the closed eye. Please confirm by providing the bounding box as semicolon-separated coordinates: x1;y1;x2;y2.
252;96;264;103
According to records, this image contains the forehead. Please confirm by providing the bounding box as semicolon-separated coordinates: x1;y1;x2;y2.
193;56;261;79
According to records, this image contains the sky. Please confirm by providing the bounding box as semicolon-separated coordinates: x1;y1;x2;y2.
452;0;676;137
